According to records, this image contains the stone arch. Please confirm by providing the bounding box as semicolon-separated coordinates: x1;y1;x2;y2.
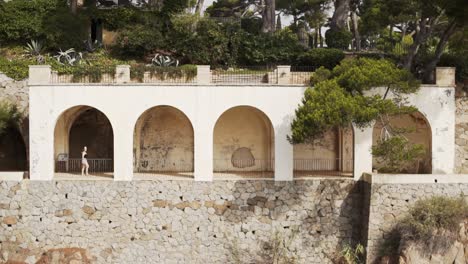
293;126;354;177
213;105;275;177
0;126;27;171
133;105;194;174
372;111;432;173
54;105;114;175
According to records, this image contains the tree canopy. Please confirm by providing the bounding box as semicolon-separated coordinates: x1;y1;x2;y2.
289;58;420;143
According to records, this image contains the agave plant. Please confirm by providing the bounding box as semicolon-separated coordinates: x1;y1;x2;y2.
24;40;45;64
83;39;103;53
151;53;179;67
55;48;84;66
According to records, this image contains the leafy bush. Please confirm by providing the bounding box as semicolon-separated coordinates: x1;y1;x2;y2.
371;136;426;173
0;57;33;80
325;29;352;50
130;64;197;82
380;196;468;257
238;29;304;66
0;101;22;135
295;48;345;69
42;4;88;50
115;24;166;59
332;243;365;264
0;0;54;44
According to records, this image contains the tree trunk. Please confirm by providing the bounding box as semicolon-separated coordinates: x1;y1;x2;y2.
194;0;204;15
402;17;437;70
330;0;350;31
261;0;276;33
350;11;360;51
422;20;458;83
70;0;78;14
319;26;323;47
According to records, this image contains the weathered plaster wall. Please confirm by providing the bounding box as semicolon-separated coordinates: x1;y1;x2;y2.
28;83;455;181
213;106;274;172
0;179;363;263
363;174;468;263
293;127;354;172
372;112;432;173
133;106;194;172
455;97;468;173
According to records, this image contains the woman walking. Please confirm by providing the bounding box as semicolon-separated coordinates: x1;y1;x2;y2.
81;146;89;176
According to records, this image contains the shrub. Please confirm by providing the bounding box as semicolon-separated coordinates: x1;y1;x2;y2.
0;57;33;80
295;48;345;69
0;0;54;44
238;28;304;66
42;4;88;50
114;24;166;59
0;100;22;135
380;196;468;256
325;29;352;50
371;136;426;173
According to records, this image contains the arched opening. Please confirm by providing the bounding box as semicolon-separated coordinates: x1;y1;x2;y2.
0;127;27;171
133;106;194;179
213;106;274;179
372;111;432;174
293;126;354;178
54;106;114;178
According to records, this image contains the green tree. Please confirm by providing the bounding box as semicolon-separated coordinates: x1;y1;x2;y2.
0;101;22;136
359;0;467;82
289;58;420;143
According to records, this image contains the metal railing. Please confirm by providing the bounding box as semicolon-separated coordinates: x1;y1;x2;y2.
55;158;113;173
213;159;274;178
290;66;317;85
51;66;117;84
130;65;197;84
133;161;194;173
293;159;354;177
211;66;278;84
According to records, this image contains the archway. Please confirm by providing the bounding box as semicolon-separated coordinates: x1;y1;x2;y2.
133;106;194;178
54;106;114;177
372;111;432;173
213;106;274;178
293;126;354;177
0;127;27;171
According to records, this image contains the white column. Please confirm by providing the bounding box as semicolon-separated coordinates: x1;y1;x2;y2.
277;65;291;85
113;122;133;181
274;126;293;181
194;86;213;181
115;65;130;84
353;125;374;180
28;65;51;85
29;88;54;180
435;67;455;87
196;65;211;85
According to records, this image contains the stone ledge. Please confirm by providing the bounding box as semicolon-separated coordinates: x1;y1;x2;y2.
362;173;468;184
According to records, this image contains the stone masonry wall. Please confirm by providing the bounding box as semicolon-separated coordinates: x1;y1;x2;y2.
455;97;468;173
0;179;363;264
364;181;468;263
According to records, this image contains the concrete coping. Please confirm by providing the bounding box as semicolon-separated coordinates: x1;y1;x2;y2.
362;173;468;184
0;172;24;181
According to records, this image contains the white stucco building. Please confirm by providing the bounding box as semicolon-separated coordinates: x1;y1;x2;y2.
28;65;456;181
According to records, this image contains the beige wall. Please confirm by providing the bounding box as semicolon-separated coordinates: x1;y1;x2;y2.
372;112;432;173
293;127;354;172
213;106;274;171
133;106;194;172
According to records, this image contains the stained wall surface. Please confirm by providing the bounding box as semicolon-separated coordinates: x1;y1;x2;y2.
133;106;194;172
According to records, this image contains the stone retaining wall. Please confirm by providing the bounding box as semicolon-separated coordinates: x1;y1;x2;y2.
456;97;468;173
364;179;468;263
0;179;363;263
